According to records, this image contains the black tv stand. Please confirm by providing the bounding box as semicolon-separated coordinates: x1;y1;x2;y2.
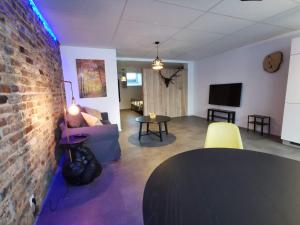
207;108;236;123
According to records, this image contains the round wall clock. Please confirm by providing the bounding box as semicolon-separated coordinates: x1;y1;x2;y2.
263;51;283;73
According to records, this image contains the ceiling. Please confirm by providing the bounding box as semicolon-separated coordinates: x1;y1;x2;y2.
117;60;185;72
35;0;300;60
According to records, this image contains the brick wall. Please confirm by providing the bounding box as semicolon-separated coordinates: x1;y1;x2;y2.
0;0;64;224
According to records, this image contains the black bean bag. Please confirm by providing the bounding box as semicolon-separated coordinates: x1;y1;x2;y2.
62;146;102;185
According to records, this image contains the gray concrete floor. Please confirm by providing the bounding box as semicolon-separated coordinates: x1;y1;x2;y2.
120;109;300;161
36;110;300;225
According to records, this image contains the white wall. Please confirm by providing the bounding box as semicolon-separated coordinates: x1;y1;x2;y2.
193;32;300;136
60;46;121;129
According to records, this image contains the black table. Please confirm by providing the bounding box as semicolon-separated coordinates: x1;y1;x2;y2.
60;134;89;146
60;134;89;161
136;115;171;142
143;149;300;225
247;114;271;136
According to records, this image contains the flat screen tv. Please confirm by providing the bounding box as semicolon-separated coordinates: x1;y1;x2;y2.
209;83;242;107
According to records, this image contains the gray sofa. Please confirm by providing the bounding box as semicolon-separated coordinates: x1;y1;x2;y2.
60;112;121;163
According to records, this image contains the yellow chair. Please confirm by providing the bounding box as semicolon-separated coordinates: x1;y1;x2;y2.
204;122;243;149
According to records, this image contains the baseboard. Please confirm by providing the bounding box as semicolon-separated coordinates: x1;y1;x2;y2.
282;140;300;149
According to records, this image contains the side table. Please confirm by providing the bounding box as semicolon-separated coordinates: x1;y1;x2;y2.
60;134;89;161
247;115;271;136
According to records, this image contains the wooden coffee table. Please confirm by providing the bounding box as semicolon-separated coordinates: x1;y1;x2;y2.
136;115;171;142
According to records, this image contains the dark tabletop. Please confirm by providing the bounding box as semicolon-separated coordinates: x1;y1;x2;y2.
60;134;88;145
143;149;300;225
136;115;171;123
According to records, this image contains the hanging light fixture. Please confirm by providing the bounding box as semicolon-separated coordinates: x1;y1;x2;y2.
152;41;164;70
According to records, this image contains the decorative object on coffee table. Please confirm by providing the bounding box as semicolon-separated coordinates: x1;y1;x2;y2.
136;115;171;142
149;112;156;119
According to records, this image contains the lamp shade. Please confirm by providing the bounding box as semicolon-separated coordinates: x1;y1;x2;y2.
120;68;127;82
152;41;164;70
152;57;164;70
68;102;80;115
121;75;127;82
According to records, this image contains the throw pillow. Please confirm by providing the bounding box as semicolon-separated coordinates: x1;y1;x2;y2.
81;112;103;127
83;107;102;121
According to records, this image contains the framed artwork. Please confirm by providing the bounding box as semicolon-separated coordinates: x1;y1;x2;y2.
76;59;107;98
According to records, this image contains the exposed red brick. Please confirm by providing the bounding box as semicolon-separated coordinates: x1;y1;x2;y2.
9;132;23;144
0;85;10;93
19;77;30;85
0;118;7;127
0;64;5;72
24;125;32;134
2;127;11;136
20;69;29;76
11;32;19;42
26;102;33;109
10;58;20;67
4;46;14;55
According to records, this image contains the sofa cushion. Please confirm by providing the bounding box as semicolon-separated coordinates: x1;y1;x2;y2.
83;107;102;121
81;112;103;127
